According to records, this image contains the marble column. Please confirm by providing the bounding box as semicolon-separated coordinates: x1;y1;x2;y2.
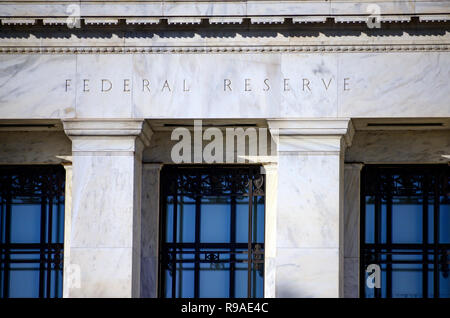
267;119;354;298
343;163;363;298
62;119;152;298
62;163;73;298
262;163;278;298
140;163;162;298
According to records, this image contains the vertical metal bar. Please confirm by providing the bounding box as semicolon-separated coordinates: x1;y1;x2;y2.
386;173;392;298
0;187;3;298
172;193;178;298
230;196;236;298
252;195;258;295
194;194;201;299
3;174;12;298
374;172;382;298
247;179;253;298
374;180;381;245
423;172;429;298
46;196;53;298
57;190;63;298
433;169;440;298
38;177;47;298
360;167;366;298
0;184;3;247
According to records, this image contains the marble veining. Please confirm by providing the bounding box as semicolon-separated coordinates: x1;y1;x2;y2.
1;53;449;120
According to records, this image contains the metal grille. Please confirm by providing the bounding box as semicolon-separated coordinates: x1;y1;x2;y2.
0;166;65;298
360;165;450;298
159;165;265;298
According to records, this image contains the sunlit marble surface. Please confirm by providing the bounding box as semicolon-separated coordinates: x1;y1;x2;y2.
1;53;449;120
0;55;76;118
268;119;352;297
1;0;436;18
63;120;150;297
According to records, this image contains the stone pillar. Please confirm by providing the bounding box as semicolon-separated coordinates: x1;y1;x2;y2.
140;163;162;298
62;119;152;298
62;163;73;298
262;163;278;298
343;163;363;298
267;119;354;298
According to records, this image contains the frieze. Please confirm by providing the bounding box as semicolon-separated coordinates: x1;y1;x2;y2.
63;77;351;94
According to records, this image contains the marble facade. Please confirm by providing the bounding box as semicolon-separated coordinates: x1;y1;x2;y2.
1;123;450;297
0;0;449;298
1;53;449;120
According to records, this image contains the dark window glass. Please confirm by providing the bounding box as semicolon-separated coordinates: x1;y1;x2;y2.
361;165;450;298
159;166;265;298
0;166;65;298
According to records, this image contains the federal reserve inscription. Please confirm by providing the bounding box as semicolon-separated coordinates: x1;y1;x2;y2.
64;77;351;93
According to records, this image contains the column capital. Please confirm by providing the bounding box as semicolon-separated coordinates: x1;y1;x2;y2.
267;118;355;152
142;163;163;171
63;119;153;155
268;118;354;144
344;163;364;171
62;119;153;147
261;162;278;173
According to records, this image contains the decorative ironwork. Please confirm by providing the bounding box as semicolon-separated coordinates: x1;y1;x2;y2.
159;165;265;298
252;244;264;277
252;176;265;197
361;165;450;298
162;165;265;198
204;252;225;270
364;166;449;199
205;252;220;262
0;166;65;298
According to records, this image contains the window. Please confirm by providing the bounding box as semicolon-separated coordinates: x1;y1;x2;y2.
361;165;449;298
0;166;65;298
159;166;265;298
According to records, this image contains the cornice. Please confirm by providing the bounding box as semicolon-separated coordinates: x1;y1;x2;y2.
1;44;449;54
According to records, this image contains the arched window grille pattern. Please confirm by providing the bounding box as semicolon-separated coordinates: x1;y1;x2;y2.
0;166;65;298
159;165;265;298
361;165;450;298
